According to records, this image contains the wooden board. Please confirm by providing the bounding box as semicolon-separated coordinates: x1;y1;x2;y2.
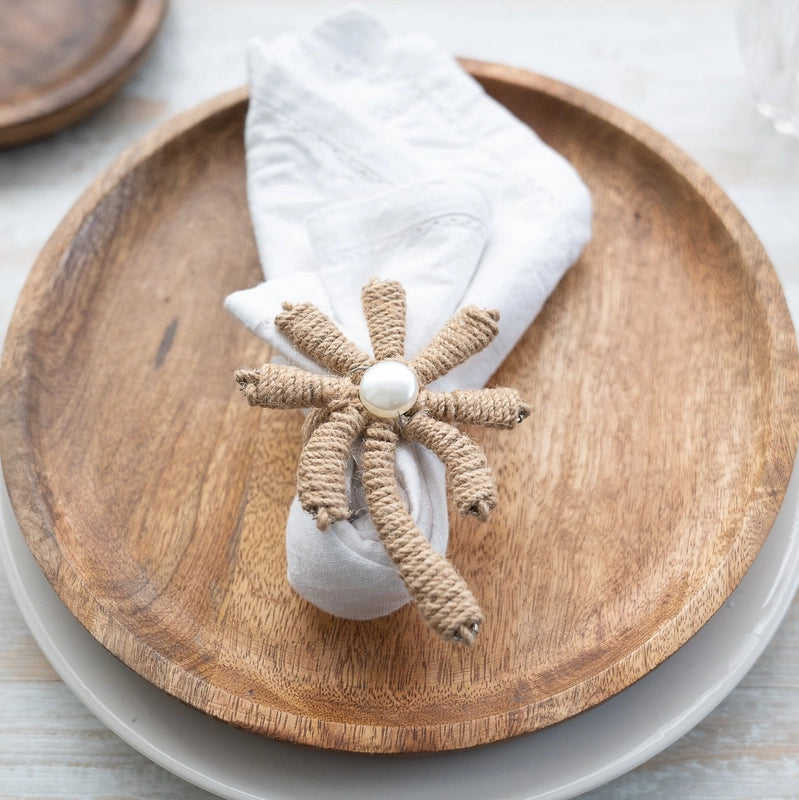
0;0;167;147
1;62;797;754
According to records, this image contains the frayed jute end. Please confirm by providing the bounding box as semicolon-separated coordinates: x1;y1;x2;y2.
451;620;482;647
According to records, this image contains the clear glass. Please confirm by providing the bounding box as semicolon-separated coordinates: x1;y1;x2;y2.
738;0;799;136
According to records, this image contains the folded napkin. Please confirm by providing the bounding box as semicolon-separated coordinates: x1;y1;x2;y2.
225;9;592;620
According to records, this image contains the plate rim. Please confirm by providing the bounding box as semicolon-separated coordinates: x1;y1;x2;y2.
1;61;798;752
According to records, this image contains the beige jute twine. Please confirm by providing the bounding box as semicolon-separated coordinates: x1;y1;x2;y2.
235;278;529;645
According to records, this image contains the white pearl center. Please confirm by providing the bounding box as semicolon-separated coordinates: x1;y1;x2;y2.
358;360;419;418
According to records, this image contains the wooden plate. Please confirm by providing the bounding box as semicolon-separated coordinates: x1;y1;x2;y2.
0;0;167;147
2;62;798;754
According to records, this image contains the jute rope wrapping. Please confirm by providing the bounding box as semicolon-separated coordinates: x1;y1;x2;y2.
235;278;530;644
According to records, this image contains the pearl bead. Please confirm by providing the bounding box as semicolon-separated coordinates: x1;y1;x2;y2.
358;360;419;418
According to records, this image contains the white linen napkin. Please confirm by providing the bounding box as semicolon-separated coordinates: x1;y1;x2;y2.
225;9;592;620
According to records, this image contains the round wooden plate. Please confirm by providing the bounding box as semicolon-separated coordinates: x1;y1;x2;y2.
0;0;167;147
1;62;798;754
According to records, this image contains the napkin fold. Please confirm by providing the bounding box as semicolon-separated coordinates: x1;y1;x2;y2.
225;9;592;620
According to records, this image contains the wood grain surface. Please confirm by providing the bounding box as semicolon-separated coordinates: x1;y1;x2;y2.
1;63;797;754
0;0;167;147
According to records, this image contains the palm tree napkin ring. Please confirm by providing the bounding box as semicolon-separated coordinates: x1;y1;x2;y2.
235;278;529;645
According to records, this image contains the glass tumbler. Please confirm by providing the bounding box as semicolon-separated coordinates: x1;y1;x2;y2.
738;0;799;136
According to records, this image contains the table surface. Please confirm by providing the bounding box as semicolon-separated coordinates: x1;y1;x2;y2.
2;1;799;798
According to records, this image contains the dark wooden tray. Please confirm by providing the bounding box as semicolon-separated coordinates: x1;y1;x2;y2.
1;61;797;753
0;0;167;147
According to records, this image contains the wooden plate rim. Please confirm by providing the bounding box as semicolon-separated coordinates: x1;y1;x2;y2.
1;62;797;752
0;0;168;147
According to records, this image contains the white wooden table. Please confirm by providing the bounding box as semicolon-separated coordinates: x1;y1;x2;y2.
2;2;799;797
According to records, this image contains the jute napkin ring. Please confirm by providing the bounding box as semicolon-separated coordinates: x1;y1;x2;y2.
235;278;529;644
